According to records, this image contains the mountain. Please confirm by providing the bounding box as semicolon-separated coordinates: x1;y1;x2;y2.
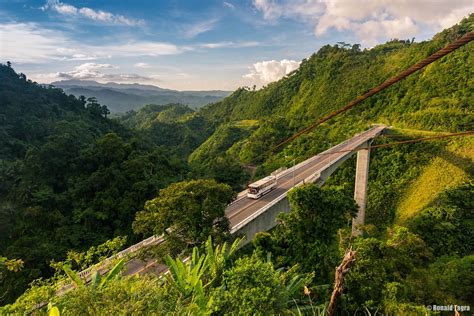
197;15;473;166
0;65;213;303
1;15;473;314
51;79;231;113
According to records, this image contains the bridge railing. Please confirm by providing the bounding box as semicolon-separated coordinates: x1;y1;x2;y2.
60;234;165;288
275;125;383;181
64;125;385;288
230;125;386;234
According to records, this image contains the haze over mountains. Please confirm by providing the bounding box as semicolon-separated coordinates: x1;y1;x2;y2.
52;79;231;113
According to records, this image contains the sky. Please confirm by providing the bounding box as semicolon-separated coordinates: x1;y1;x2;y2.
0;0;472;90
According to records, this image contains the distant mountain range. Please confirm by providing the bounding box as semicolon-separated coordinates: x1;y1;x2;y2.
51;79;231;113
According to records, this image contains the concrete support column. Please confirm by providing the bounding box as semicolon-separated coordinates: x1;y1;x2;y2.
352;144;371;236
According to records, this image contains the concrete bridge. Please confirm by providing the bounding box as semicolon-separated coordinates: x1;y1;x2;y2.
227;124;385;241
62;125;385;289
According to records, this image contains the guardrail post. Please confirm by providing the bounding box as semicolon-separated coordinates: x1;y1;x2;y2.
352;141;371;236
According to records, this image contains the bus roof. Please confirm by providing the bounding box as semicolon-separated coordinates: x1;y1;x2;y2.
248;176;276;188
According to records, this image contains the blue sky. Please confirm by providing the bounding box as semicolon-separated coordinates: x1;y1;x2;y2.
0;0;472;90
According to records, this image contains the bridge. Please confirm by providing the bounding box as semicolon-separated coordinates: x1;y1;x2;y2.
57;124;385;291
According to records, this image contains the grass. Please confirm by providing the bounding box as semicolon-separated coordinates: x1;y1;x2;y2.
396;136;473;223
233;120;258;128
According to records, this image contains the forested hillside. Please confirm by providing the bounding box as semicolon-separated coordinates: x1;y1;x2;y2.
198;15;473;168
1;14;472;314
0;65;215;302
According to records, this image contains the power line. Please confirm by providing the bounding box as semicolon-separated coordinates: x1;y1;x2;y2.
260;31;474;160
315;130;474;156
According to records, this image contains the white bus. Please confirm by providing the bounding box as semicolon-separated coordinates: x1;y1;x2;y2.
247;176;278;199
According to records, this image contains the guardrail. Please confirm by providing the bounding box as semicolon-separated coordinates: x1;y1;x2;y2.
229;125;386;234
61;234;165;288
64;125;386;288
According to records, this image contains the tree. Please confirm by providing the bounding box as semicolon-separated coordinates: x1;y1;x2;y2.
341;227;432;314
0;256;23;273
86;97;102;116
133;179;235;254
254;184;357;282
211;254;289;315
101;105;110;118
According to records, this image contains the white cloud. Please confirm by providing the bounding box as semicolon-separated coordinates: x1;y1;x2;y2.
0;23;183;63
223;2;235;9
0;22;76;62
57;63;116;79
184;18;219;38
353;17;420;46
53;62;154;82
253;0;474;46
253;0;323;21
134;62;150;68
41;0;144;26
200;41;260;49
243;59;300;86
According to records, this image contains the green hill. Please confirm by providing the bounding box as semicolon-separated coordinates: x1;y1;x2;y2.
197;15;473;168
0;14;472;314
0;65;207;303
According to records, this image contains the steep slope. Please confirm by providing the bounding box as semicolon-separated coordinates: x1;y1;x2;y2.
0;66;209;304
192;15;473;226
396;136;473;222
0;65;122;160
195;15;473;169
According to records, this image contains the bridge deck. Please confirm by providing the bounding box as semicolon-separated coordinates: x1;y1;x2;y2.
60;125;385;291
226;125;385;229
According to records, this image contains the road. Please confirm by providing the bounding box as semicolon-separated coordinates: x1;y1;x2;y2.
226;125;385;228
61;125;386;287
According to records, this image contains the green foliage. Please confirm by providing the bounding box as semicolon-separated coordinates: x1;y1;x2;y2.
98;258;126;289
404;255;474;305
408;182;474;257
1;15;473;312
254;184;357;284
120;103;195;129
133;179;235;255
342;226;432;313
0;65;200;302
0;256;23;272
120;103;213;156
53;275;173;315
1;237;310;315
188;122;255;190
52;236;127;272
199;15;473;171
211;254;288;315
62;265;85;289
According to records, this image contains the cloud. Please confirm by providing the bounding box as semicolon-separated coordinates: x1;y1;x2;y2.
53;62;154;82
199;41;260;49
41;0;144;26
184;18;219;38
0;23;183;63
243;59;300;86
0;22;78;62
253;0;323;21
253;0;474;46
223;2;235;9
134;62;150;69
57;63;116;79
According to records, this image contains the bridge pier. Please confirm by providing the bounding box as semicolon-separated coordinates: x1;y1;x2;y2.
352;142;371;236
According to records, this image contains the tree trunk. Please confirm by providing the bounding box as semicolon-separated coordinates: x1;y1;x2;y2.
327;248;356;316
